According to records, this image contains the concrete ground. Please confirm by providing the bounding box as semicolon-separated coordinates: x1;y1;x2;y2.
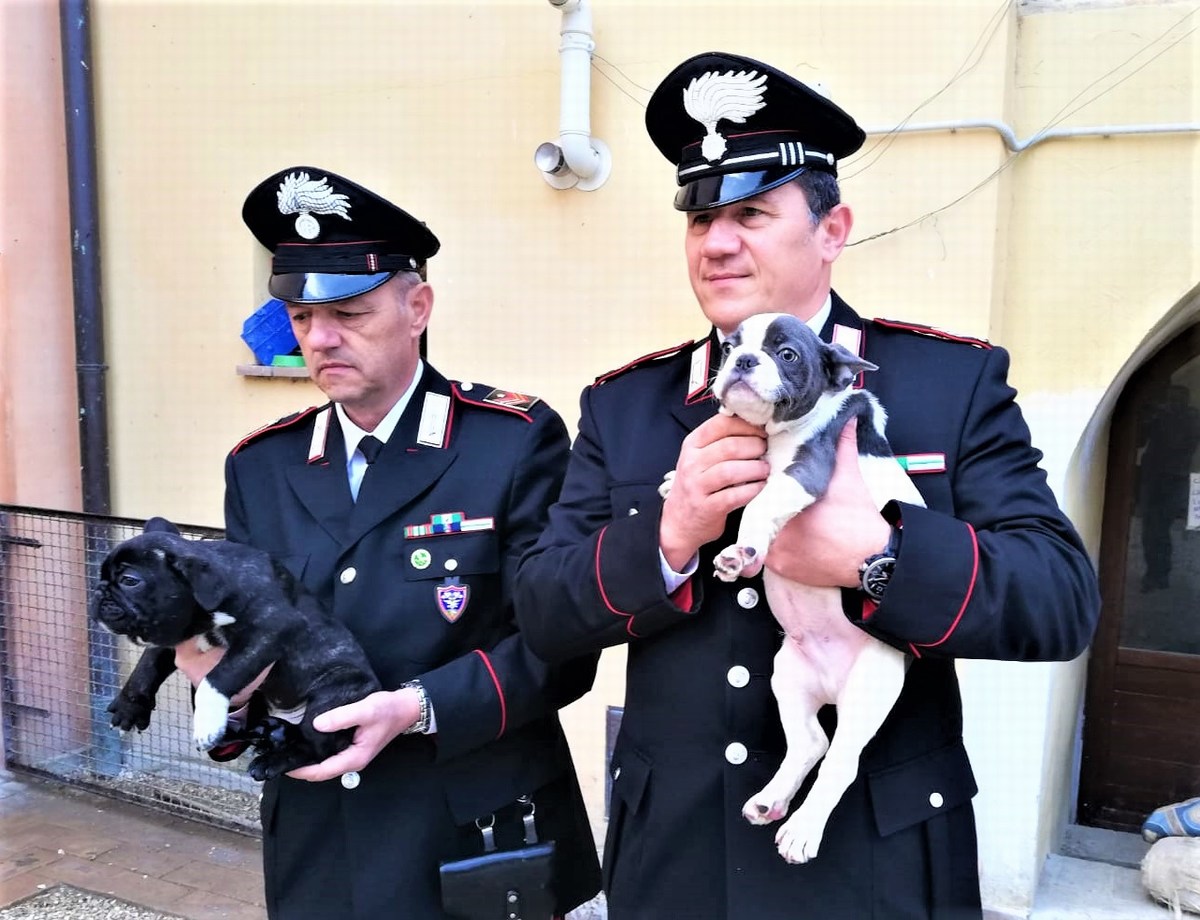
0;767;1181;919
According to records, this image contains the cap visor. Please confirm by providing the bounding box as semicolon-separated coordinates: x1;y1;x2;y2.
674;167;809;211
269;271;395;304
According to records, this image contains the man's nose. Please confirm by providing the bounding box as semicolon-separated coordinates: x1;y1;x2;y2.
700;216;741;256
305;311;341;348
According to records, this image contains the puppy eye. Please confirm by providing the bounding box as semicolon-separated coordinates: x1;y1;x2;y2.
721;342;733;357
119;573;141;588
778;347;799;363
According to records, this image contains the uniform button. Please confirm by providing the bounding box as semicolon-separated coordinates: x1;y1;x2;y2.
929;792;944;808
727;666;750;688
340;567;357;584
725;742;748;765
340;771;361;790
444;558;459;572
461;382;474;391
612;766;621;781
737;588;759;609
627;507;639;516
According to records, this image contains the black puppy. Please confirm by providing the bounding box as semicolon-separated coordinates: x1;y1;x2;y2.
90;517;381;781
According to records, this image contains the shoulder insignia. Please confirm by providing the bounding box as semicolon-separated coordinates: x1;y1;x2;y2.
231;405;323;456
872;318;992;350
452;383;537;423
594;340;695;386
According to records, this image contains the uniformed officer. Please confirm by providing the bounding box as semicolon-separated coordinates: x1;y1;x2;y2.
514;53;1100;919
179;166;601;919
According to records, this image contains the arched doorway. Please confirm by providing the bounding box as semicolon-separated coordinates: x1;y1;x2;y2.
1080;324;1200;831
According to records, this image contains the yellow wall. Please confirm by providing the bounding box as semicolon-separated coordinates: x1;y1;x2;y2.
6;0;1200;915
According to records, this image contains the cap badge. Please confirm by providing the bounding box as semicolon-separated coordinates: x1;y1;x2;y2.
276;171;352;240
683;69;768;163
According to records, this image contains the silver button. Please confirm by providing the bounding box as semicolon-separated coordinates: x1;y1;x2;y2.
737;587;759;609
612;766;621;781
727;666;750;688
340;771;361;790
461;382;474;391
339;567;357;584
444;558;459;572
627;507;639;516
929;792;944;808
725;742;748;765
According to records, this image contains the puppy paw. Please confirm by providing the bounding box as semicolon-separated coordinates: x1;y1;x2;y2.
191;679;231;751
774;808;827;864
107;692;154;732
714;545;761;582
742;789;793;826
657;470;676;500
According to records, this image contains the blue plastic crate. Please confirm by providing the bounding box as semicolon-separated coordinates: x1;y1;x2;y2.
241;298;299;365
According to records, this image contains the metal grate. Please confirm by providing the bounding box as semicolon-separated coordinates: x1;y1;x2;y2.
0;504;261;835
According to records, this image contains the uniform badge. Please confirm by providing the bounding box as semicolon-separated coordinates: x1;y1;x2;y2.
410;548;432;570
482;389;540;412
683;69;768;162
276;171;352;240
307;406;331;463
436;577;470;623
405;513;495;539
417;392;450;448
896;453;946;474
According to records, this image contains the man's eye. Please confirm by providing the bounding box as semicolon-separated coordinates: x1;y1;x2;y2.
119;573;141;588
778;347;798;363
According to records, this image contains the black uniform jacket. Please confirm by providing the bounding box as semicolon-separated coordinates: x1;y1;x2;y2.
225;363;601;920
514;295;1100;920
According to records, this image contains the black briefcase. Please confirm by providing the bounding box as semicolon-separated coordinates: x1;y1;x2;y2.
439;795;557;920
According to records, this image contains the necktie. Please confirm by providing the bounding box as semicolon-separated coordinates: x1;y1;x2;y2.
350;435;384;500
358;435;384;465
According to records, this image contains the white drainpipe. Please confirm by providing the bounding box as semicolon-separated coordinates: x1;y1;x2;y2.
534;0;612;191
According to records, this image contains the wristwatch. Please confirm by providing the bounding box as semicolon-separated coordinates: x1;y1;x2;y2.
859;528;901;603
401;680;431;735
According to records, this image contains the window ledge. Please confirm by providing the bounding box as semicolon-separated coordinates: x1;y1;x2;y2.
236;364;310;379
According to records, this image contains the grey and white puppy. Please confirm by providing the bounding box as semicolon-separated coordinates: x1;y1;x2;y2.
90;517;380;781
708;312;925;863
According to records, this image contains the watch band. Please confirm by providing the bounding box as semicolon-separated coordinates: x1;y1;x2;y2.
401;680;431;735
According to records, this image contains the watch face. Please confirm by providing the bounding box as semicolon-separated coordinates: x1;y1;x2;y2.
862;556;896;601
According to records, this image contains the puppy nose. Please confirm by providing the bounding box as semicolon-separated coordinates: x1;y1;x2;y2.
735;353;759;371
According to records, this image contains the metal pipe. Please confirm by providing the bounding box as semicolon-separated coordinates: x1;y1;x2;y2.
59;0;111;516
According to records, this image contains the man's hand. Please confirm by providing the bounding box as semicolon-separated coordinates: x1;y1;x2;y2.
286;687;422;782
766;420;891;587
173;640;270;708
659;413;769;571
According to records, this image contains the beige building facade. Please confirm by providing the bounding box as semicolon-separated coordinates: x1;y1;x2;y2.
3;0;1200;915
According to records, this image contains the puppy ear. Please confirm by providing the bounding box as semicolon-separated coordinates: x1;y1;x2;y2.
170;555;229;611
822;342;879;390
144;517;181;536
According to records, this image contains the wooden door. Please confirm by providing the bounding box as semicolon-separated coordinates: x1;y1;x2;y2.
1079;325;1200;831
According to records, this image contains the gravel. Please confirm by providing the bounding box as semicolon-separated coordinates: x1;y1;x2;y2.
0;886;181;920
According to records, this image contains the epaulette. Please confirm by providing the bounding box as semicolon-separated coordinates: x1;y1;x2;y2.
231;405;323;455
872;318;992;349
594;340;694;386
452;382;539;423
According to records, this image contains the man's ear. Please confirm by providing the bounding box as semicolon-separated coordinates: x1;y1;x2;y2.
170;555;228;611
144;517;181;536
822;342;878;390
408;281;434;338
818;202;854;262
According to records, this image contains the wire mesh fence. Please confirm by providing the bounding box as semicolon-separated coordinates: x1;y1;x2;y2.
0;505;262;835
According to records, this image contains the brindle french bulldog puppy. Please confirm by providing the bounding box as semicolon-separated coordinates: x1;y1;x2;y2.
91;517;380;781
